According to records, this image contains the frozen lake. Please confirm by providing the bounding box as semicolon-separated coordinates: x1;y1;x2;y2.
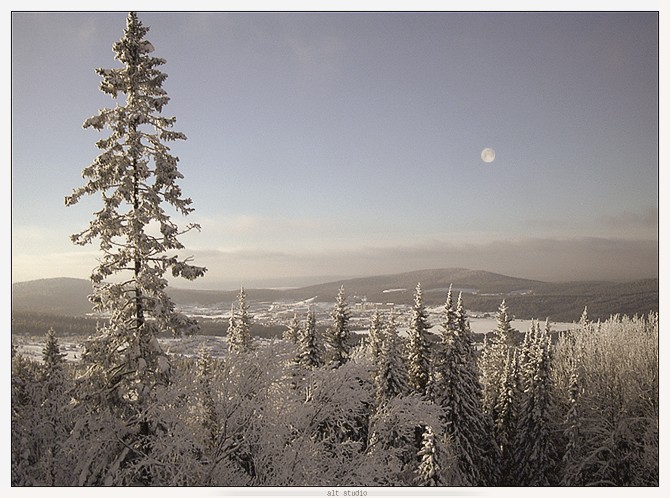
467;316;576;335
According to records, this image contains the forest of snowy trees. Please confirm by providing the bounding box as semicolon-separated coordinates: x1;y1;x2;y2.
11;287;659;486
10;13;659;487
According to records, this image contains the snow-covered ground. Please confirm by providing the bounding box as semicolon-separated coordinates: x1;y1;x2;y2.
13;334;235;362
14;314;576;363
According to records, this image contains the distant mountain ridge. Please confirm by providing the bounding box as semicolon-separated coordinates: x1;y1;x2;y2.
11;269;658;322
291;268;543;299
12;277;95;316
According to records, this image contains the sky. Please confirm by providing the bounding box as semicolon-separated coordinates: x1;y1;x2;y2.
10;6;661;290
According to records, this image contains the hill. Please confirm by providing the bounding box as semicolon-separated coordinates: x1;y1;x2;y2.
11;269;658;322
279;268;543;303
11;277;95;316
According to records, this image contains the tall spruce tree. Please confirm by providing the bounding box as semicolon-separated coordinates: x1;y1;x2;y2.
367;307;384;363
480;300;517;419
228;287;252;353
326;285;351;367
65;12;206;407
226;303;237;343
373;312;409;408
560;365;583;486
41;328;67;380
11;352;43;485
514;320;557;485
297;308;322;369
579;306;590;330
406;283;432;395
493;348;521;484
38;328;71;485
434;290;498;486
283;313;301;344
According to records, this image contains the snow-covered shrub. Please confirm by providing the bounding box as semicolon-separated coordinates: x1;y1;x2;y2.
552;312;658;486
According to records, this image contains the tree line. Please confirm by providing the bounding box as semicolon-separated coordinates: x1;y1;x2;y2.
11;283;658;486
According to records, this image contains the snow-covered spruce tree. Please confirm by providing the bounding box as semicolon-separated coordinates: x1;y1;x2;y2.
415;425;445;486
480;299;517;419
15;330;72;485
283;313;301;344
42;328;68;375
513;320;557;486
367;307;384;363
326;285;351;367
11;352;42;485
373;312;409;408
228;287;252;353
406;283;432;395
578;306;590;332
493;348;521;485
36;329;73;485
65;12;206;409
226;303;237;340
433;290;498;486
297;307;322;369
430;284;455;390
11;330;75;485
560;364;583;486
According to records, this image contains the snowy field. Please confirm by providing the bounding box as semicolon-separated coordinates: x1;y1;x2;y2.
467;316;575;335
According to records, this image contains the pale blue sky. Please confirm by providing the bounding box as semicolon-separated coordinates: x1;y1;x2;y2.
11;10;659;289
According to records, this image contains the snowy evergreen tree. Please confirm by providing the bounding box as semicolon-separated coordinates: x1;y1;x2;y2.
560;366;583;485
366;395;450;485
415;425;445;486
283;313;301;344
367;307;384;363
373;312;409;407
11;352;42;485
38;329;73;485
65;12;206;409
42;328;67;375
297;308;322;369
226;303;236;342
480;299;517;419
228;287;252;353
425;285;452;402
326;286;351;367
579;306;590;331
514;320;557;485
406;283;432;395
495;299;516;346
433;290;498;486
11;330;73;485
493;348;521;484
415;426;438;485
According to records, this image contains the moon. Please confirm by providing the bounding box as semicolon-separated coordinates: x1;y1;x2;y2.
481;147;496;163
